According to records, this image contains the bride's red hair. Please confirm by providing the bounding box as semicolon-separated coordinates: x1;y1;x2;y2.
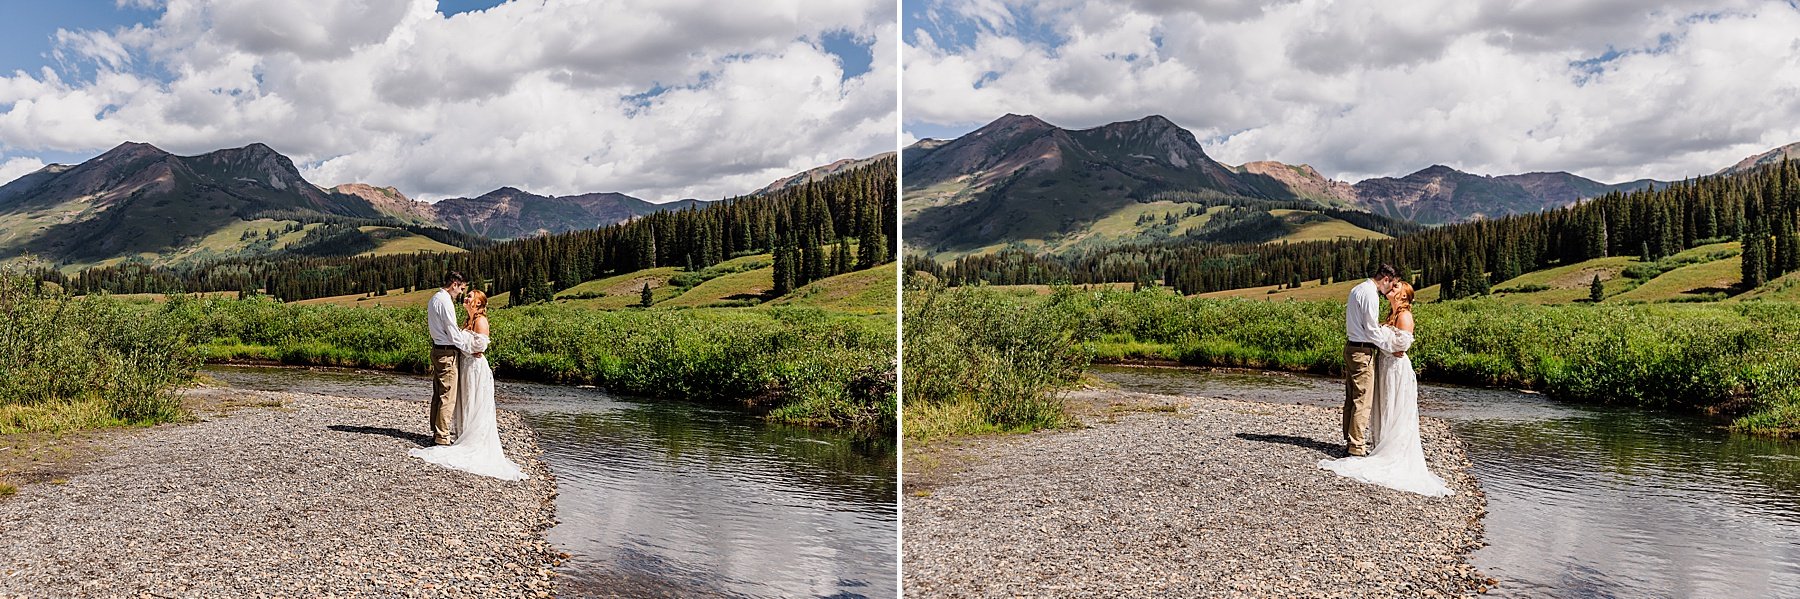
1387;281;1414;325
465;289;489;320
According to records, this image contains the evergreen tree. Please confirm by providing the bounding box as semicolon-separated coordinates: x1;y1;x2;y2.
772;240;794;296
639;282;653;308
1460;252;1490;297
1745;223;1769;289
1585;213;1607;259
803;238;826;284
857;232;888;269
555;259;580;292
832;238;851;275
1590;274;1604;303
638;228;657;270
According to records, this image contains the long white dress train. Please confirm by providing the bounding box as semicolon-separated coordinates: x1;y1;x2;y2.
408;331;527;481
1318;326;1452;497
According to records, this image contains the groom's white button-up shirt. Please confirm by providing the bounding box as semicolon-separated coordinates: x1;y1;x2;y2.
429;289;462;347
1346;279;1382;344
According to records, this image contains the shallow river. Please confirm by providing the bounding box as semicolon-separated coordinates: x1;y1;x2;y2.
1091;364;1800;599
206;364;897;598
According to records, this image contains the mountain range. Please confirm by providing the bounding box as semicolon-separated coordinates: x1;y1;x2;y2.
755;152;896;194
0;142;870;270
333;184;711;240
1717;141;1800;175
0;142;388;266
904;114;1784;256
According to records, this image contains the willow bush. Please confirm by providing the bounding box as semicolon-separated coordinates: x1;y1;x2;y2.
1023;288;1800;437
0;275;198;434
176;297;895;429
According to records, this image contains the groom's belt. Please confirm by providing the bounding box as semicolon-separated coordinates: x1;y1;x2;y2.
432;344;458;350
1346;341;1378;349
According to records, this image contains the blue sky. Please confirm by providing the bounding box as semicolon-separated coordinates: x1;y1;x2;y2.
0;1;895;200
0;2;158;73
0;1;160;164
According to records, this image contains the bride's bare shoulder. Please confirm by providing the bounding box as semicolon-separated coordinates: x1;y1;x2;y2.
1396;310;1416;331
470;315;491;335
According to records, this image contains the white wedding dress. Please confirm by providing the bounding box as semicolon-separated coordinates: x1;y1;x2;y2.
1318;325;1453;497
408;330;527;481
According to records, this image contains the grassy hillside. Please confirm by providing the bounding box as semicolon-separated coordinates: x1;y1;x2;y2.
772;266;899;314
39;219;469;273
1612;255;1741;303
1197;279;1364;302
980;282;1136;296
1734;270;1800;302
554;266;683;309
291;253;894;315
1480;256;1639;304
294;286;442;308
919;204;1389;264
659;267;775;308
1265;209;1390;244
919;202;1216;263
1185;242;1756;307
355;226;466;257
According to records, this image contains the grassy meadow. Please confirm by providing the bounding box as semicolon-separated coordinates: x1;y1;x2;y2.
903;282;1800;440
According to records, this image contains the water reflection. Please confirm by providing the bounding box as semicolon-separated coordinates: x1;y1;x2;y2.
205;365;897;599
1090;364;1800;599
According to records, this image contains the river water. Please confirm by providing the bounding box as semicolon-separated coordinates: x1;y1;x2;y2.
204;365;897;598
1090;364;1800;598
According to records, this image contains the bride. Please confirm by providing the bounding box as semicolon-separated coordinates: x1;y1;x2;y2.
409;289;527;481
1318;281;1452;497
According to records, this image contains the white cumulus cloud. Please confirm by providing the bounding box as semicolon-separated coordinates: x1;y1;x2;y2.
0;0;896;202
0;156;48;184
903;0;1800;183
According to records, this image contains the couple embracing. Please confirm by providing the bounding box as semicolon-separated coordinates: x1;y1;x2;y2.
1318;264;1452;497
408;271;527;481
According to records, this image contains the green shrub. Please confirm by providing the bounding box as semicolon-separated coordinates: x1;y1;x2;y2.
902;280;1089;437
0;275;199;433
172;296;894;430
929;287;1800;438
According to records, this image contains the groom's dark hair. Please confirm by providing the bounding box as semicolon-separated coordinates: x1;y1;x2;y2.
444;271;467;286
1373;263;1399;280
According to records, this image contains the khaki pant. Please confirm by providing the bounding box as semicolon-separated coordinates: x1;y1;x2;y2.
1343;344;1378;454
430;346;460;444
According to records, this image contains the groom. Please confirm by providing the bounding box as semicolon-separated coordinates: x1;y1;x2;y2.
1343;263;1399;456
427;271;468;446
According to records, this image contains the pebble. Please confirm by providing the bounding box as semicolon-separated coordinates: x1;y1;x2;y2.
0;388;559;598
903;389;1489;598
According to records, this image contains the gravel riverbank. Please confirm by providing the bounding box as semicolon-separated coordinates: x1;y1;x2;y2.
903;388;1488;598
0;387;559;598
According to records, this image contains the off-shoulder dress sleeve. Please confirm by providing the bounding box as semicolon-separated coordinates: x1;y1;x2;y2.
452;330;489;354
1369;326;1415;354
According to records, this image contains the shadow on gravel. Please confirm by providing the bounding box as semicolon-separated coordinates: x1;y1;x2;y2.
1235;432;1344;457
328;425;434;447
